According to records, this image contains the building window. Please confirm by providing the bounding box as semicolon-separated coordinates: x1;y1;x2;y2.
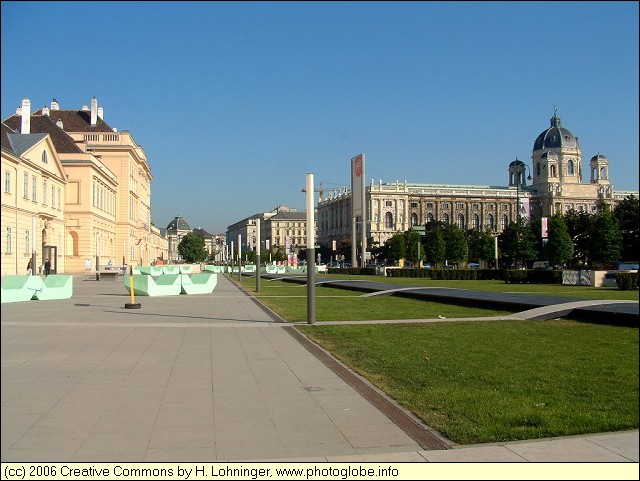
385;200;393;207
25;230;30;254
427;213;434;223
411;213;418;226
23;173;28;198
426;202;434;209
441;202;449;209
441;213;449;224
501;214;508;231
32;176;37;201
568;159;574;175
42;151;48;163
550;165;557;177
457;213;465;229
487;214;495;231
384;212;394;229
537;162;541;176
4;171;9;193
43;181;47;206
472;214;480;229
410;202;417;208
6;227;12;253
456;203;465;209
472;203;479;210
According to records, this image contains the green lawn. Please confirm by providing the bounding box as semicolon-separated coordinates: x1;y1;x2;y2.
231;274;639;444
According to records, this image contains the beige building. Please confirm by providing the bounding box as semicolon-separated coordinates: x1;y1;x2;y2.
226;205;316;259
317;109;638;251
2;97;167;275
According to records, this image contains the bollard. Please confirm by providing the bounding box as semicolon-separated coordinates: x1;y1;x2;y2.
125;264;141;309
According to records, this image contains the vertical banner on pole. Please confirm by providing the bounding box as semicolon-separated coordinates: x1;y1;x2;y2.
351;154;366;267
306;173;315;325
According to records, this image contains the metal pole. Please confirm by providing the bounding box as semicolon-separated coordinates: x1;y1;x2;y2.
237;234;242;281
306;173;315;324
361;153;367;267
351;216;357;268
256;219;261;292
31;216;36;276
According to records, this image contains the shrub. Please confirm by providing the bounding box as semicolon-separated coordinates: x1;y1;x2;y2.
615;272;639;290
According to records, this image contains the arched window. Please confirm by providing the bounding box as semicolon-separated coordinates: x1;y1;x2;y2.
600;167;607;179
500;214;509;231
536;162;541;176
384;212;393;229
487;214;495;231
426;213;434;223
441;213;449;224
41;151;48;164
457;213;465;230
550;165;557;177
472;213;480;229
411;213;418;226
568;159;574;175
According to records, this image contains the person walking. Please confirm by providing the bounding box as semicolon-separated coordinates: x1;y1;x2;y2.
44;258;51;276
27;258;32;275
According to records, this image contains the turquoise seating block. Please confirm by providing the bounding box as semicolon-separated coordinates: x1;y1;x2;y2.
162;266;179;275
137;266;164;276
179;265;193;274
1;275;45;303
287;267;306;274
33;275;73;300
124;274;181;296
180;273;218;294
242;265;256;273
204;265;225;273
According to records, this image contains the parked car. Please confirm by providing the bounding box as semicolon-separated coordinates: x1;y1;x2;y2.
467;263;480;269
532;261;552;270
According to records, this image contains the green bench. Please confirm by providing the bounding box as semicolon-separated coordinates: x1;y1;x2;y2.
33;275;73;300
180;273;218;295
123;274;181;296
1;275;46;303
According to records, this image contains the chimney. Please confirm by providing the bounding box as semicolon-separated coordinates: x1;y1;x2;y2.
42;106;50;116
90;97;98;126
82;104;89;111
97;105;103;120
56;120;64;129
21;98;31;134
50;99;59;110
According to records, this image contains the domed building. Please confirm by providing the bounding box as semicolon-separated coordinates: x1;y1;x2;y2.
165;215;192;263
526;107;616;218
316;108;638;254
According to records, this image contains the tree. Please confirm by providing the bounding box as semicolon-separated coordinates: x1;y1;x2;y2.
564;209;593;267
498;221;537;268
544;212;574;267
405;230;424;265
423;223;446;267
613;194;639;261
386;231;406;265
177;232;207;263
588;201;623;267
443;224;468;266
468;228;496;267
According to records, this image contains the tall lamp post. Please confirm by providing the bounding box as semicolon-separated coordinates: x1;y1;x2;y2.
514;158;532;267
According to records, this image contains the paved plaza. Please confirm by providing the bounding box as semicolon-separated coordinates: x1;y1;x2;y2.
1;274;638;465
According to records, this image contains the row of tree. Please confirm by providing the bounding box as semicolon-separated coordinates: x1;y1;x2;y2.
374;195;638;269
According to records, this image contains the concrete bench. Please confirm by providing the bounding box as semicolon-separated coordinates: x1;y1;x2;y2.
1;275;45;303
180;273;218;295
123;273;181;296
97;270;120;281
33;275;73;300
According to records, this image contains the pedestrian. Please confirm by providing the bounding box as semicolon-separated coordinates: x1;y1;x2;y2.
27;258;32;275
44;258;51;276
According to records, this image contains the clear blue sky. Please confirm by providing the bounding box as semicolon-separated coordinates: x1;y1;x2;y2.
2;1;638;234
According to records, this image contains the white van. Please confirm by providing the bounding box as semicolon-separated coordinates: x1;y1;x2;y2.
532;261;552;270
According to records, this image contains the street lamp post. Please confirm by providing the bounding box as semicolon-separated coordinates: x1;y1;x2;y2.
514;158;532;267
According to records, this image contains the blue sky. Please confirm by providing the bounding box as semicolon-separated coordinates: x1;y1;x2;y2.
2;1;638;234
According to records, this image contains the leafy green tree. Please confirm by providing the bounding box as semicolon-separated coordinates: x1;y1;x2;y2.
544;212;574;267
177;232;207;263
588;201;623;267
468;228;496;267
498;221;537;268
613;194;639;261
443;224;468;266
405;230;424;265
386;231;406;265
423;223;446;267
564;209;593;267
